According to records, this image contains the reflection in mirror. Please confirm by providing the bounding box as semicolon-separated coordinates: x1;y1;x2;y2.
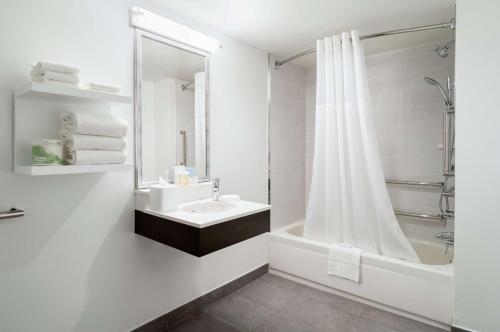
138;35;208;187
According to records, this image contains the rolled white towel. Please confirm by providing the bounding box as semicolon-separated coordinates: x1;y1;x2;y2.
59;129;127;151
32;71;79;84
31;61;80;75
60;111;128;138
64;150;126;165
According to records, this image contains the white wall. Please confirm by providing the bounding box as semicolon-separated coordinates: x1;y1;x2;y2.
0;1;268;331
454;1;500;331
305;42;454;241
269;57;306;230
209;37;268;202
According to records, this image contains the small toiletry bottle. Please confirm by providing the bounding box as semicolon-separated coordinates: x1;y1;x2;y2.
186;167;198;184
174;165;186;185
180;170;190;186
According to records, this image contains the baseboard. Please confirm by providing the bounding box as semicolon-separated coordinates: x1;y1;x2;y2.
132;264;269;331
451;326;474;332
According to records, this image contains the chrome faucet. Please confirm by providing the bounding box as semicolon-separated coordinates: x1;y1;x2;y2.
212;178;220;201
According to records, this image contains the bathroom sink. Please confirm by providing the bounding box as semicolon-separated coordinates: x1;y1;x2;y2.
180;200;237;214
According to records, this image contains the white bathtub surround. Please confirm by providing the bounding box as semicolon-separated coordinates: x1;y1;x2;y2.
269;56;306;231
306;31;419;262
328;243;363;282
269;221;453;326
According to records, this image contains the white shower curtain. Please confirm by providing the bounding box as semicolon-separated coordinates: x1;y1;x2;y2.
194;72;206;178
304;31;419;262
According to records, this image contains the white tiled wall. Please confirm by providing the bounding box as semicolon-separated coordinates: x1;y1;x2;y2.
368;41;455;239
269;57;307;230
305;41;454;239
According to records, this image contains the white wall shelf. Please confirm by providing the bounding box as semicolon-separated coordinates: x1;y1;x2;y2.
13;81;133;176
15;164;133;176
15;82;132;107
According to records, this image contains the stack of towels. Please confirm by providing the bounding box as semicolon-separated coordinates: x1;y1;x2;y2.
60;112;128;165
31;61;79;85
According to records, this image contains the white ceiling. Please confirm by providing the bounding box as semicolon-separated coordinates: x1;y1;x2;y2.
153;0;455;68
142;37;205;82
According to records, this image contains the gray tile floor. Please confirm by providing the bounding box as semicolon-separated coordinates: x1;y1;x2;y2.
170;273;446;332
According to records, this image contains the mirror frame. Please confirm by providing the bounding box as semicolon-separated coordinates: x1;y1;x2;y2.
134;29;211;189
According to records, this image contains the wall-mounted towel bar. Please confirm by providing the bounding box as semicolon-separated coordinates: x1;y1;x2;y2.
386;179;444;188
0;207;24;220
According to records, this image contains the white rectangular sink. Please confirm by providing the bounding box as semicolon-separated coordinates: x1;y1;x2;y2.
180;200;237;213
143;198;271;228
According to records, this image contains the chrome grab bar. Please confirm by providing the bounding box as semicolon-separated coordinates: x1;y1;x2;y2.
179;130;187;166
394;210;443;221
443;109;454;175
385;179;444;188
0;207;24;220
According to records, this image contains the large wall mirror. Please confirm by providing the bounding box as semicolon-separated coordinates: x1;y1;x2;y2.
135;31;209;188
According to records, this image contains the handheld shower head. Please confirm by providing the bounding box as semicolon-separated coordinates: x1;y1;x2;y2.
424;76;451;106
424;77;439;86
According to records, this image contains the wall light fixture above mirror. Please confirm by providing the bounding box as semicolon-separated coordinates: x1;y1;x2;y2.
129;7;220;54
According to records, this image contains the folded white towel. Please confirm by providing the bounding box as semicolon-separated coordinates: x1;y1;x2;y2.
89;83;120;93
328;243;363;283
64;150;126;165
31;71;79;84
60;112;128;138
31;61;80;75
59;129;127;151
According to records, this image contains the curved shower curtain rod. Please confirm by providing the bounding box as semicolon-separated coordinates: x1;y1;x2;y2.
274;18;456;69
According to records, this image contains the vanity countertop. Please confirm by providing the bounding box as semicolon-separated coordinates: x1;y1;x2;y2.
142;198;271;228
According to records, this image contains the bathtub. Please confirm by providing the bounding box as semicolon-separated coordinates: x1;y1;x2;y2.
268;221;453;328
